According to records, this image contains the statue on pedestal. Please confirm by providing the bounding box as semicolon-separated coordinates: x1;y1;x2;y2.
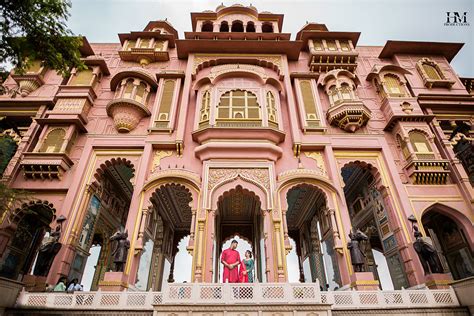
413;225;443;274
33;223;62;277
110;229;130;272
347;229;368;272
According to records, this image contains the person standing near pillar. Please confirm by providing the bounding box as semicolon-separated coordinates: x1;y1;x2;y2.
221;240;241;283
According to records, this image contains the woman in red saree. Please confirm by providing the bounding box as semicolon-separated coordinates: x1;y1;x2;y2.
239;259;248;283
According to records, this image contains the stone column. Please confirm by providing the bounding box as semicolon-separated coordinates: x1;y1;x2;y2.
193;220;205;282
273;221;286;282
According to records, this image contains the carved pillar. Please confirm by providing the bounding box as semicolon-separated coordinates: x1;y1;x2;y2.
204;209;215;282
262;210;275;282
282;209;291;250
167;255;176;283
273;221;286;282
327;208;341;247
194;220;205;282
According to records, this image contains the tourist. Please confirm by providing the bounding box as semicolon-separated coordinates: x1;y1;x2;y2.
53;277;67;292
221;240;240;283
67;278;83;292
241;250;254;283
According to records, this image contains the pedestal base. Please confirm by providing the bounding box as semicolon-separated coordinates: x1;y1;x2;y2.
424;273;452;289
350;272;380;290
98;272;128;291
22;275;47;292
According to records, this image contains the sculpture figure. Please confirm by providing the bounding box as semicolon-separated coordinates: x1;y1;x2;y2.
347;229;368;272
33;224;62;277
413;225;444;274
110;229;130;272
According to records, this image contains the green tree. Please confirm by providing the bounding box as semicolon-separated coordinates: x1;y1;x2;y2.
0;182;31;220
0;0;84;76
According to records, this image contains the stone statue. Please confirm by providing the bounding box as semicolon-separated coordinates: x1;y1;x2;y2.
110;229;130;272
413;225;443;274
33;224;62;277
347;229;368;272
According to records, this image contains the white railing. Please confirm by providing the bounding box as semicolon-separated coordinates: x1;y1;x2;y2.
15;283;460;310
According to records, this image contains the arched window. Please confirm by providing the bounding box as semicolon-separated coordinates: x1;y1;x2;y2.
300;80;319;121
326;40;337;51
154;41;164;51
220;21;229;32
134;82;147;104
396;134;410;159
139;38;151;48
340;83;352;100
266;91;277;127
246;22;256;32
422;63;442;80
122;79;134;99
69;68;94;86
200;90;211;123
39;128;66;153
409;131;434;159
201;21;214;32
384;74;404;97
156;79;176;122
231;21;244;32
261;23;273;33
125;40;136;51
328;85;339;104
217;90;260;120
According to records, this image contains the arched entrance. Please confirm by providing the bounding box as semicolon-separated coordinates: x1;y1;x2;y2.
422;207;474;280
0;201;56;280
284;184;340;290
341;161;408;289
69;158;135;289
136;183;194;290
213;185;265;283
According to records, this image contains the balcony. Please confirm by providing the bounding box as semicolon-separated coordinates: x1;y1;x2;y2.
326;99;371;132
404;158;450;185
106;98;151;133
20;152;74;180
118;46;169;64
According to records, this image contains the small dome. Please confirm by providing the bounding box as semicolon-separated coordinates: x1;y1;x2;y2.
216;3;226;11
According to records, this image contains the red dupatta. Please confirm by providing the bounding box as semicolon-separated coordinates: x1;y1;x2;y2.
239;260;248;283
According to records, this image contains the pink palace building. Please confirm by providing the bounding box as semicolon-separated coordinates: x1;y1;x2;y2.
0;3;473;306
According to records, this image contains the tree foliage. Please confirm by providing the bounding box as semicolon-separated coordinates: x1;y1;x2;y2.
0;0;84;76
0;182;31;220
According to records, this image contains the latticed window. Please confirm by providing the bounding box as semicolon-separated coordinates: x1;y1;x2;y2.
409;131;434;159
217;90;260;120
328;85;339;104
39;129;66;153
340;41;350;51
300;80;319;121
326;40;337;51
200;90;211;123
154;41;164;51
397;134;410;159
384;74;404;97
266;91;278;127
123;80;134;99
125;40;136;51
139;38;151;48
340;83;352;100
156;80;176;122
422;63;442;80
134;82;147;104
69;68;94;86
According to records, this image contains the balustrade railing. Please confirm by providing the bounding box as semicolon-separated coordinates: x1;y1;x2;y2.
15;283;460;310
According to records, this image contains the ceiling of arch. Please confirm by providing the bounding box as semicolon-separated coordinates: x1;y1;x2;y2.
151;183;193;231
286;184;326;230
218;185;261;223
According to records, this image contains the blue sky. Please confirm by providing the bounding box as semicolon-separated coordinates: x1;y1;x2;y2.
68;0;473;77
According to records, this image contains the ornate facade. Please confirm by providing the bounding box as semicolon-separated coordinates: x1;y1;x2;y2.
0;4;473;295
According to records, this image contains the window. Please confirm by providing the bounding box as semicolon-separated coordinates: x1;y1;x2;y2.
123;80;134;99
262;23;273;33
125;40;136;51
69;68;94;86
135;82;147;104
139;38;151;48
384;74;404;97
409;131;435;159
326;40;337;51
200;90;211;123
340;83;352;100
422;63;441;80
246;22;256;32
299;80;319;121
220;21;229;32
313;41;323;51
328;85;339;104
340;41;350;51
157;80;176;122
397;134;410;159
266;91;277;127
217;90;260;120
231;21;244;32
39;128;66;153
154;41;165;51
202;21;214;32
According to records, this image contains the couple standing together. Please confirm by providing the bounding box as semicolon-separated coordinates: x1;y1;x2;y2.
221;240;254;283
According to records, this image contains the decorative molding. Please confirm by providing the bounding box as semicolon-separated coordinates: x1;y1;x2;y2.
304;151;327;176
151;150;173;173
208;168;270;191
